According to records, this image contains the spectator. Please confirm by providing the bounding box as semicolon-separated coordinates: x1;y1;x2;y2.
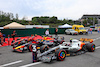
45;29;49;36
99;28;100;33
90;28;92;34
88;28;90;34
86;29;88;32
11;30;17;40
55;28;58;36
0;31;3;46
88;28;92;34
3;34;6;43
97;28;99;33
97;28;100;33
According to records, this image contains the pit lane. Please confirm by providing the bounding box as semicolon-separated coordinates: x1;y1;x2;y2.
0;32;100;67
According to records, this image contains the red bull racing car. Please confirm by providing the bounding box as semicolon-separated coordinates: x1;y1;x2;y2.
11;35;64;52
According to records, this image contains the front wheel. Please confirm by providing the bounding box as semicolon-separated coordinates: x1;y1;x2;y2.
55;49;67;61
85;32;88;35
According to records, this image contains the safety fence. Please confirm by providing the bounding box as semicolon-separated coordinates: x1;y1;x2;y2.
1;28;67;37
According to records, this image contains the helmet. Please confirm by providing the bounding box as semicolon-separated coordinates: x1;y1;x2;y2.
70;38;73;43
70;38;73;40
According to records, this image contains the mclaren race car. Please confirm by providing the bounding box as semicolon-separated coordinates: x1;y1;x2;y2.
32;38;95;62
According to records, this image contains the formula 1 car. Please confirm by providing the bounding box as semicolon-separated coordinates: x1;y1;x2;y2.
32;38;95;62
11;35;64;52
37;35;65;47
11;35;42;52
12;40;34;52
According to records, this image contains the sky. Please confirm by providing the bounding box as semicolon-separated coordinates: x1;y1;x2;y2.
0;0;100;20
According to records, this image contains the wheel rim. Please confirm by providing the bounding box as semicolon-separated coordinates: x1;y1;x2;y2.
91;44;95;51
44;47;48;51
60;52;65;59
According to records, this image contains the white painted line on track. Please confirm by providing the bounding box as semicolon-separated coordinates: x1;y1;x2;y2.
0;60;23;67
93;37;100;41
96;46;100;49
19;62;42;67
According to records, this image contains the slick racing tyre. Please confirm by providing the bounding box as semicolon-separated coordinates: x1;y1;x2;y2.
40;45;49;53
70;32;72;35
55;49;67;61
65;32;67;35
28;44;32;52
86;43;95;52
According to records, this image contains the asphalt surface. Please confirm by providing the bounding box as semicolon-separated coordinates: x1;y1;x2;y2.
0;32;100;67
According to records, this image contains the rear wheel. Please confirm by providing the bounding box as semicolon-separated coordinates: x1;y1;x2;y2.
85;32;88;35
55;49;67;61
79;32;83;35
65;32;67;35
86;43;95;52
70;32;72;35
40;45;49;53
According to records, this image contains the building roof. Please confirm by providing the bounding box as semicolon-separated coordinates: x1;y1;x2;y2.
81;14;100;19
83;15;100;16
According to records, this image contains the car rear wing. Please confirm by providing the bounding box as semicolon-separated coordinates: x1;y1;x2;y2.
80;38;93;43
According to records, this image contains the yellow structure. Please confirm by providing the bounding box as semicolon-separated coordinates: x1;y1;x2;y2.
72;25;87;34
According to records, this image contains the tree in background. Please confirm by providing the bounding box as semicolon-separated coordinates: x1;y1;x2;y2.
1;10;92;27
15;13;18;22
32;17;39;25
